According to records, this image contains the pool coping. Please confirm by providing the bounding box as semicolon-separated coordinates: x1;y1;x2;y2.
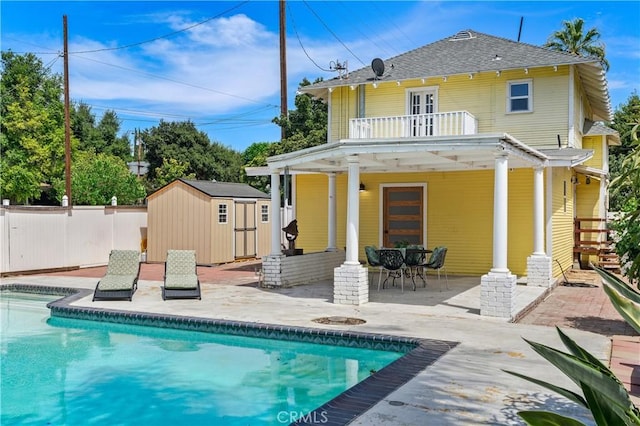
2;284;459;426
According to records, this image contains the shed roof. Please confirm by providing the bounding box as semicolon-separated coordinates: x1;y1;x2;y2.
180;179;269;199
148;179;270;199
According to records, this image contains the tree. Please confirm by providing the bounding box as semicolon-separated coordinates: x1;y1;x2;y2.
241;78;328;195
242;141;272;192
72;103;131;161
272;77;328;150
52;151;145;205
609;97;640;286
609;93;640;211
0;51;66;203
153;158;195;189
544;18;609;72
142;120;243;190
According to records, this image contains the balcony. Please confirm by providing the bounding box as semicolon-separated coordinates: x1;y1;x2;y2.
349;111;478;140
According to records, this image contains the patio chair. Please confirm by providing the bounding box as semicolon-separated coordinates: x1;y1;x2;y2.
365;245;383;289
92;250;141;301
404;245;428;290
424;246;449;291
378;248;405;291
162;250;201;300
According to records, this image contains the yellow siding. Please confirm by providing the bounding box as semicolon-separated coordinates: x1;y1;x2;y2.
296;170;538;276
329;66;571;148
330;86;358;141
296;174;330;250
582;135;604;168
550;167;574;275
147;181;212;264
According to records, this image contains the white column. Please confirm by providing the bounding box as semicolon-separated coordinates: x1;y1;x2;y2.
327;173;337;251
533;166;545;255
481;152;517;318
270;170;282;255
345;157;360;265
492;153;509;273
527;165;552;287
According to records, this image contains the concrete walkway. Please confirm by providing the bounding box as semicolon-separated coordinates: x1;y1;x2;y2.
2;262;638;425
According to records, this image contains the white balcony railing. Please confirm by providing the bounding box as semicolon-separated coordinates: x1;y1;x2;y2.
349;111;478;139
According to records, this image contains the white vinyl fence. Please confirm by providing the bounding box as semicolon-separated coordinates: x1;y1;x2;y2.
0;205;147;274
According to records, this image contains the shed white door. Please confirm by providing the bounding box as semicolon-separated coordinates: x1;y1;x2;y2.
234;201;257;259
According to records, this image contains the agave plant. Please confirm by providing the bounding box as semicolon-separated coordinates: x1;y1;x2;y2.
504;266;640;425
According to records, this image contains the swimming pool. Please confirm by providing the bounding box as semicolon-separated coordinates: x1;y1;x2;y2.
1;285;456;425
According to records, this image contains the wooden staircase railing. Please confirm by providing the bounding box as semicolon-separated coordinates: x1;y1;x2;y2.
573;217;621;272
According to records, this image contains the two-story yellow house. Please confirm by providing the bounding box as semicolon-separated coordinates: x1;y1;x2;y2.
255;30;618;318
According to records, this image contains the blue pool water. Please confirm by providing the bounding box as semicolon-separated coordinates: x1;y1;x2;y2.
0;292;403;425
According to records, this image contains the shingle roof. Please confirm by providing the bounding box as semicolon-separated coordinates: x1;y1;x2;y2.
583;120;620;145
179;179;269;199
302;29;611;120
307;30;599;88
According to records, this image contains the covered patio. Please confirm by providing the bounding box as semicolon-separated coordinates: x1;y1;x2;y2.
251;133;567;320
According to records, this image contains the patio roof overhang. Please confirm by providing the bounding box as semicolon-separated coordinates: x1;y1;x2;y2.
264;133;548;174
539;148;594;168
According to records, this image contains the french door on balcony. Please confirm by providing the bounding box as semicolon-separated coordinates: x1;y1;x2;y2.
382;186;425;248
408;88;438;137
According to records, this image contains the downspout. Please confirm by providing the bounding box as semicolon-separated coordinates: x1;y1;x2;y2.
327;90;332;143
568;66;575;147
358;84;365;118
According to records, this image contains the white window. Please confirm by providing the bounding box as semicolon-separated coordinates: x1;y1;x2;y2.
507;80;532;113
261;205;269;222
218;204;228;224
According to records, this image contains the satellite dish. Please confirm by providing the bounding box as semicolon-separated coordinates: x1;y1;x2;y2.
371;58;385;77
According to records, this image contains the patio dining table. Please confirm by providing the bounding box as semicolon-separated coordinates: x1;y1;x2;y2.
377;247;432;291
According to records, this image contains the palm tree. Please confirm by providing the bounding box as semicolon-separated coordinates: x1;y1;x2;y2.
544;18;610;72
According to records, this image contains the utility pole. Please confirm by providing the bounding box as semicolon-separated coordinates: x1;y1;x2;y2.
279;0;289;210
279;0;287;141
63;15;72;206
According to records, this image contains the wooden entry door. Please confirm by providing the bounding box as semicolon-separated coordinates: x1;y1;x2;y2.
234;201;257;259
383;186;424;247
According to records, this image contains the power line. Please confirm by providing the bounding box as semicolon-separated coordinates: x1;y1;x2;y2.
301;0;365;67
71;55;279;108
287;2;332;72
69;1;250;54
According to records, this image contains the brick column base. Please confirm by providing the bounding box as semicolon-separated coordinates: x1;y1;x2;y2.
480;271;517;318
526;255;552;287
334;264;369;305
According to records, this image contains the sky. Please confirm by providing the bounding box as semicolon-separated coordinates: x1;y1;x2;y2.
2;1;639;153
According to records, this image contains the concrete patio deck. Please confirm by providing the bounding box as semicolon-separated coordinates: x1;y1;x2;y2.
2;261;637;425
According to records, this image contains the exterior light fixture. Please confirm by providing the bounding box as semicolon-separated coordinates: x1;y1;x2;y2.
328;87;334;93
524;68;529;74
359;183;366;192
421;78;425;84
496;70;501;77
442;76;447;82
350;85;356;90
372;83;378;89
396;81;401;86
553;65;558;72
586;176;591;185
469;73;474;79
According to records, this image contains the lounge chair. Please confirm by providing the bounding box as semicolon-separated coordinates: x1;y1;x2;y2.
162;250;201;300
93;250;141;301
